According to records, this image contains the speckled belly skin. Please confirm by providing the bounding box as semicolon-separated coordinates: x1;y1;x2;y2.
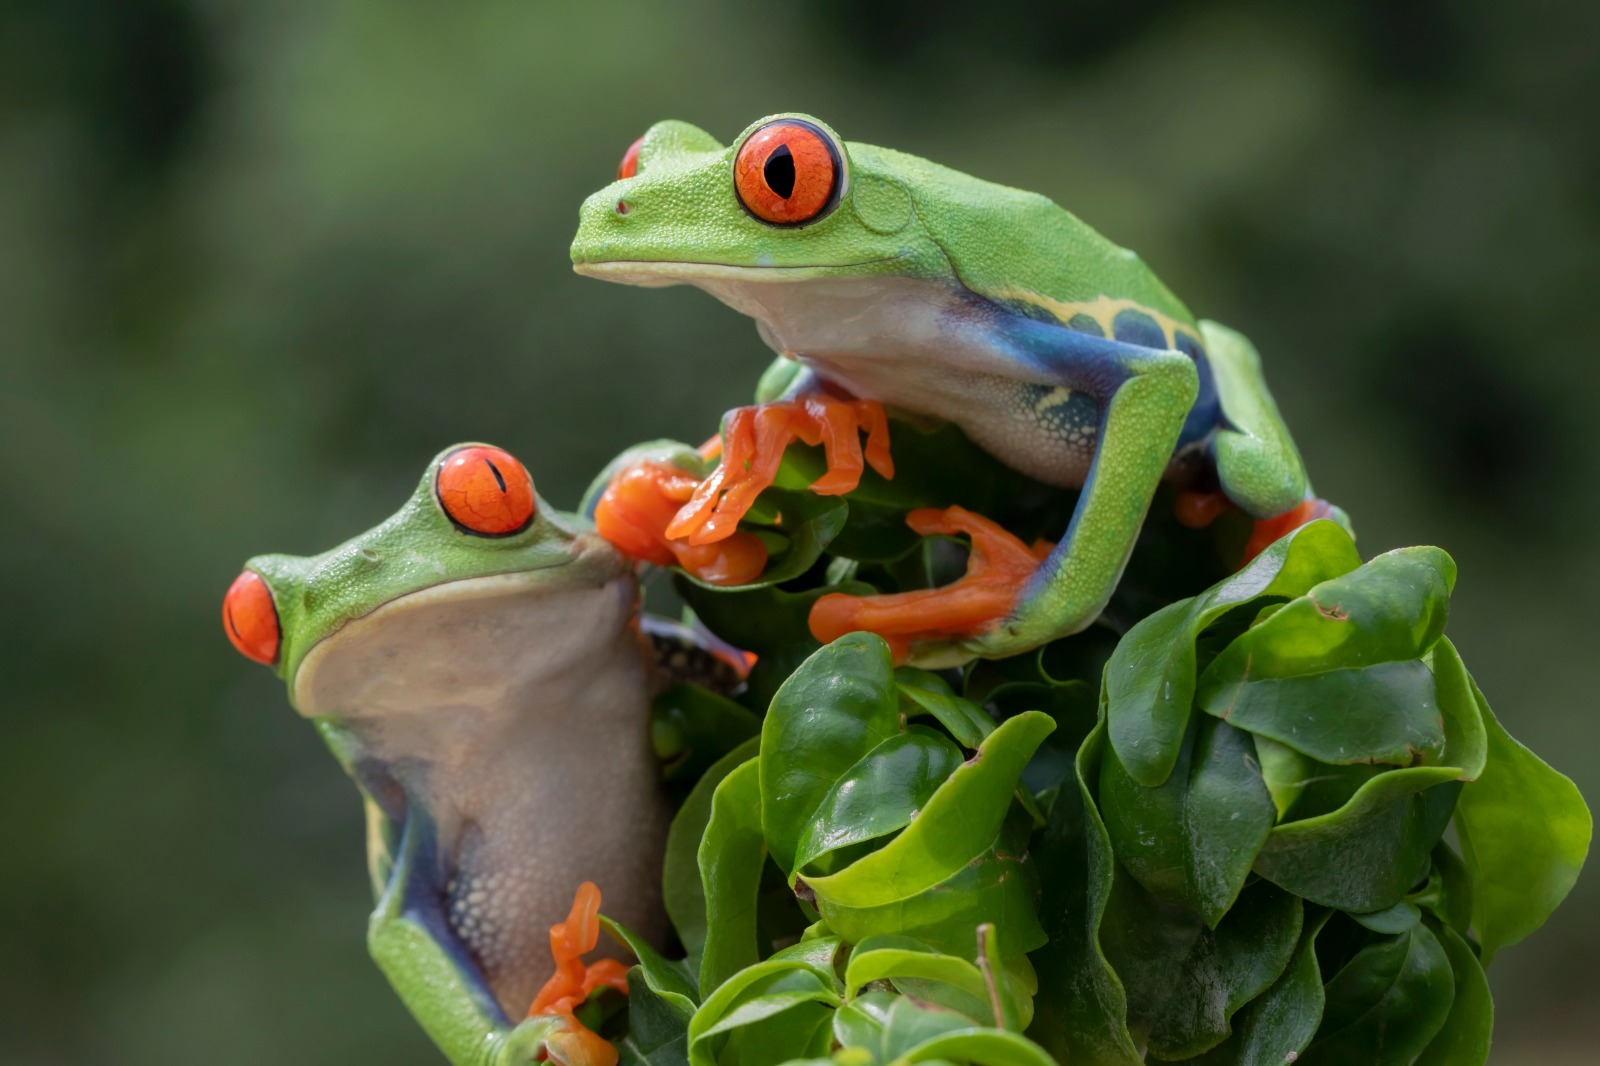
295;571;672;1018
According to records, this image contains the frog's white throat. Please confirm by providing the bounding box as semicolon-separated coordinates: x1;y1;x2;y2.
291;568;670;1019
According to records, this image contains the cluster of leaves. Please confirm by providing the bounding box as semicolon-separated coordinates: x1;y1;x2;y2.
593;426;1589;1065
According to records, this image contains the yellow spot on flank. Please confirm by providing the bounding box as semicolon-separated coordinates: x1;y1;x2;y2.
991;289;1202;351
1033;386;1074;413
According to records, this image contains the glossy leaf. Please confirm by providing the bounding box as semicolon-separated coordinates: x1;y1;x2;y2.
699;759;769;994
615;965;693;1066
844;936;992;1014
1099;716;1276;925
686;944;843;1066
816;830;1046;962
895;1028;1065;1066
1025;723;1142;1065
664;740;759;960
1299;924;1454;1065
802;711;1055;908
1102;876;1302;1059
1453;672;1591;962
761;633;903;878
1106;520;1362;787
1253;766;1461;911
1413;921;1492;1066
895;667;996;748
1200;660;1442;768
1430;638;1486;779
1202;546;1454;683
1190;908;1330;1066
601;918;699;1018
794;731;965;875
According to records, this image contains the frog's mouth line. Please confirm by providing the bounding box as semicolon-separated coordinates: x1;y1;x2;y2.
573;257;905;286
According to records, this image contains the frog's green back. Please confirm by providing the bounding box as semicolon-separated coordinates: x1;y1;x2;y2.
856;143;1200;342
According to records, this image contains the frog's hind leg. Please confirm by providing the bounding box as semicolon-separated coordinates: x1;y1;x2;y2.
1194;320;1350;560
1198;320;1310;520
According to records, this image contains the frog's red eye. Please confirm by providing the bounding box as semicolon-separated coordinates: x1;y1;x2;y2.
734;119;842;226
436;445;536;536
618;135;644;180
223;570;280;666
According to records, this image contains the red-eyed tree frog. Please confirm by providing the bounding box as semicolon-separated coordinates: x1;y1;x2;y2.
572;115;1343;667
222;444;741;1065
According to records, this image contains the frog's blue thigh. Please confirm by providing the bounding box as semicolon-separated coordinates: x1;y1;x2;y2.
982;316;1201;648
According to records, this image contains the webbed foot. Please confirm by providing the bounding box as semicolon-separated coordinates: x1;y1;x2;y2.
668;395;893;544
808;506;1047;665
513;881;629;1066
594;458;769;586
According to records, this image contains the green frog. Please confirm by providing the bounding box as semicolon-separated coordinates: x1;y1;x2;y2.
573;115;1340;666
223;443;735;1064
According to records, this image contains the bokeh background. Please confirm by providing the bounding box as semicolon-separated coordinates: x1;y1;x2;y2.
3;1;1596;1062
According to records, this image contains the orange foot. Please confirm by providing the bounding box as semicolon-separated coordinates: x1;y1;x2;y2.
526;882;629;1066
809;506;1049;663
1242;497;1336;564
668;395;894;545
594;460;769;586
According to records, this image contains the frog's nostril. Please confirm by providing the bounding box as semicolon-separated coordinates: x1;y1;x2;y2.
616;200;629;216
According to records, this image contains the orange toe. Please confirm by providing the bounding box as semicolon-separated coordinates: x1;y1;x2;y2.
808;506;1041;660
668;395;894;544
1175;489;1234;529
594;460;768;586
1241;497;1333;564
527;882;627;1063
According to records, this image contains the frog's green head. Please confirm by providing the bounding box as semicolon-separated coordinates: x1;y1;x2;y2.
223;444;629;711
571;113;995;287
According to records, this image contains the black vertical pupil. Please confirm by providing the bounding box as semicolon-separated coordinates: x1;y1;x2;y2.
764;144;796;199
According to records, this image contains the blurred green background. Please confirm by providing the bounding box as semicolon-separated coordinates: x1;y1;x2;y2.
2;1;1595;1061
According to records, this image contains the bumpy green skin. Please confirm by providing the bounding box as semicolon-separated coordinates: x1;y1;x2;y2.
571;114;1311;663
243;445;635;1066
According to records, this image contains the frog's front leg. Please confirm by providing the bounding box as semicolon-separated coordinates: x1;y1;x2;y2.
364;799;519;1065
815;323;1199;666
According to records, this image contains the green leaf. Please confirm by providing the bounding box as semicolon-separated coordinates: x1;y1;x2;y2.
1106;520;1362;787
816;831;1046;961
1430;638;1486;779
1413;921;1492;1066
678;486;847;592
896;667;996;748
1453;672;1591;962
1099;716;1276;925
1101;876;1302;1059
601;918;699;1018
1252;766;1461;911
760;633;903;877
1299;924;1455;1065
893;1028;1061;1066
664;739;760;960
686;946;843;1066
795;731;965;876
615;965;692;1065
802;712;1055;908
845;936;993;1016
1348;901;1421;935
1199;660;1442;768
1188;909;1330;1066
699;759;769;994
1025;723;1142;1065
1202;546;1455;684
651;683;762;784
